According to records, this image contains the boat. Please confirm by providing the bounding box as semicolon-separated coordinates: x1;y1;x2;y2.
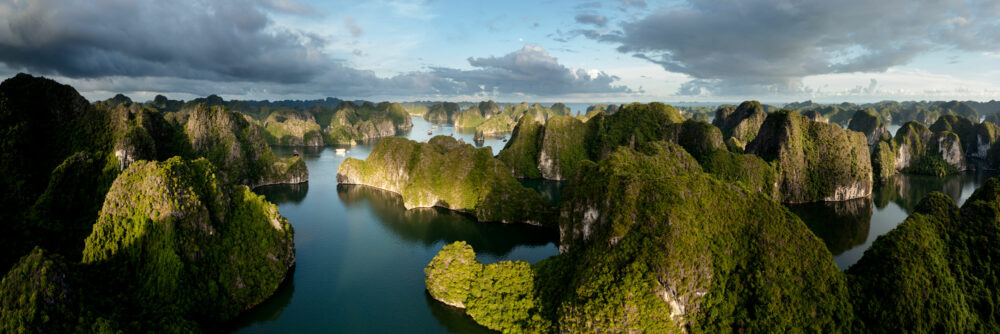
427;130;433;135
335;148;348;156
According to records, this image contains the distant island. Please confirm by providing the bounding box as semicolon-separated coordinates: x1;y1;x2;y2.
4;72;1000;332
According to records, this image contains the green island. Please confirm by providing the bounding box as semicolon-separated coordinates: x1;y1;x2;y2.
0;74;302;332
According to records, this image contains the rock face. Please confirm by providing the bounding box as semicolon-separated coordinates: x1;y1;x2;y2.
337;136;553;225
536;116;589;180
424;102;461;124
873;121;972;178
323;101;412;145
747;110;873;203
848;108;890;148
82;157;295;324
427;141;853;332
848;178;1000;332
262;109;325;146
712;100;767;144
497;114;545;178
183;104;308;187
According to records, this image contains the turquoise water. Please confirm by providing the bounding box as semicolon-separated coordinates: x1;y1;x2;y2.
230;117;557;333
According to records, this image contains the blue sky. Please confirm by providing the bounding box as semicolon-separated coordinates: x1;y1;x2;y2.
1;0;998;103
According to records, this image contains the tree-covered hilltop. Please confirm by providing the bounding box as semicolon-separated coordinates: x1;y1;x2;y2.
712;100;767;146
848;108;891;149
0;74;301;331
427;141;854;333
181;104;307;187
497;102;780;201
260;107;325;146
321;101;413;145
747;110;873;202
337;136;555;226
1;157;296;332
787;100;985;128
848;178;1000;333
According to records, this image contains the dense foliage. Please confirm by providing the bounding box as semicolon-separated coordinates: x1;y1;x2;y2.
337;136;555;226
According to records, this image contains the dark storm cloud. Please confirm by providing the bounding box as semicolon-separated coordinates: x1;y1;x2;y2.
575;14;608;27
430;45;632;96
0;0;334;83
0;0;632;98
591;0;1000;95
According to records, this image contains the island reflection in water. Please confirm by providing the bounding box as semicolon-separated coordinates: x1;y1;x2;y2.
787;169;998;270
232;131;558;333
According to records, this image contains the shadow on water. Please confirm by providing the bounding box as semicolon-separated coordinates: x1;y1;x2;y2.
518;179;566;206
227;268;296;330
789;169;1000;270
255;182;309;205
424;291;496;334
337;184;558;257
785;198;871;255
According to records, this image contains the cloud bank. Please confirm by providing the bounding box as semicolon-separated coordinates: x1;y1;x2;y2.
582;0;1000;96
0;0;630;99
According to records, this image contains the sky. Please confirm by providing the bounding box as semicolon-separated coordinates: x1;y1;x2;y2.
0;0;999;104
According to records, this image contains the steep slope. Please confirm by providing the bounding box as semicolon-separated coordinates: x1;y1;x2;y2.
427;141;853;332
712;100;767;144
746;110;872;202
337;136;553;225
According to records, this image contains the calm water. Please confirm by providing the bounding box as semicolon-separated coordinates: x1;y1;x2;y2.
787;169;998;270
230;117;558;333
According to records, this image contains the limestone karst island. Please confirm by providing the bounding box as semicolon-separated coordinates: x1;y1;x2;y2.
3;1;1000;333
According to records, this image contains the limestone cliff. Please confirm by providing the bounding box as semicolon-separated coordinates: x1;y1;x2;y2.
337;136;553;225
848;108;891;148
262;109;325;146
712;100;767;144
323;101;412;145
536;116;589;180
183;104;308;187
746;110;872;203
428;141;853;332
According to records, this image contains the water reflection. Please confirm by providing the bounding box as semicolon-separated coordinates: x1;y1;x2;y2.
337;184;557;256
789;169;999;270
256;183;309;205
786;198;871;255
518;179;566;206
424;292;494;334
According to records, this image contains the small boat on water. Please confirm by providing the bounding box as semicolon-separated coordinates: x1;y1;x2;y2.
431;125;439;129
427;130;433;135
335;148;348;156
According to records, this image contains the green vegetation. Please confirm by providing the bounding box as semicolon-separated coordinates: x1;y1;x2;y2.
182;104;307;187
425;241;482;308
712;100;767;144
848;178;1000;332
424;102;462;124
322;101;413;145
848;108;890;148
497;114;545;178
260;108;325;146
535;116;589;180
584;102;685;160
337;136;554;225
0;74;300;332
428;141;853;332
747;110;873;202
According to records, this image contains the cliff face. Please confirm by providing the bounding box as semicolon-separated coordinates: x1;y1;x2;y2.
848;108;890;148
323;102;412;145
337;136;553;225
712;100;767;144
82;157;295;323
536;116;589;180
747;110;873;203
497;114;545;178
424;102;461;124
262;109;325;146
184;105;308;187
427;141;853;332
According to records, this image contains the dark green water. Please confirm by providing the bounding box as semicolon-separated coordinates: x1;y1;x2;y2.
230;117;557;333
787;169;998;270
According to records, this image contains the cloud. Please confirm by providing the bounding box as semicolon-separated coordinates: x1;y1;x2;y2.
619;0;647;9
574;14;608;27
430;45;632;96
0;0;328;83
0;1;632;100
345;18;363;38
590;0;1000;96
